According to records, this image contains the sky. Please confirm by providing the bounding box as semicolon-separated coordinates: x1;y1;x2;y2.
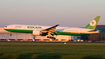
0;0;105;27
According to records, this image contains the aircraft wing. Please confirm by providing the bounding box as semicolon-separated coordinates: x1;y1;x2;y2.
41;24;59;35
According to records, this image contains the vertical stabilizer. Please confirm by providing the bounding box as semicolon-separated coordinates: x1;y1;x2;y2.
85;16;101;30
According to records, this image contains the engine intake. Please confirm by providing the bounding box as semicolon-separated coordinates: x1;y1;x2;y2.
33;30;41;36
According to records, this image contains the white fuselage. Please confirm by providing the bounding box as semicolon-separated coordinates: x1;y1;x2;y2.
5;24;99;35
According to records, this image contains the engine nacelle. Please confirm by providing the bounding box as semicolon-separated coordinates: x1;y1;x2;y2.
33;30;41;36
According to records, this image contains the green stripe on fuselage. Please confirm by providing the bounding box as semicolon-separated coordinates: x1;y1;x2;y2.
4;29;33;33
54;32;87;36
4;29;87;36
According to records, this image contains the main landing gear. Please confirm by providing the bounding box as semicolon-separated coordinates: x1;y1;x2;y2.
47;36;56;40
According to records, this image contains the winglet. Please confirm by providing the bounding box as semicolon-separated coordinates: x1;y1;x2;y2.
85;16;101;30
55;24;59;27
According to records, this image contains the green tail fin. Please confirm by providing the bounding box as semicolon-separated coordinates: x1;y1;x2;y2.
85;16;101;30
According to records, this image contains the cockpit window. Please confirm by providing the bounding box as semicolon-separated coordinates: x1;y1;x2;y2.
4;26;7;28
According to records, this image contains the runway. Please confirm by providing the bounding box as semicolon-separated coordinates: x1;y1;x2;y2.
0;42;105;59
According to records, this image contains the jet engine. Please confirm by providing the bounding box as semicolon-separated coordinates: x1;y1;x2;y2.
33;30;41;36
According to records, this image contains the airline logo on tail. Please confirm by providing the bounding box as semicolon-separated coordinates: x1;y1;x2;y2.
90;20;96;26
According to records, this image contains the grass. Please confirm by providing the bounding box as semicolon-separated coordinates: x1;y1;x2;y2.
0;42;105;59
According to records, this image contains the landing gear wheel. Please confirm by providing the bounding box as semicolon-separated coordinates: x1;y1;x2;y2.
47;36;56;40
52;37;55;40
47;36;50;38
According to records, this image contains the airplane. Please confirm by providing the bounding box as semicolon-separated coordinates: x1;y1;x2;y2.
4;16;101;40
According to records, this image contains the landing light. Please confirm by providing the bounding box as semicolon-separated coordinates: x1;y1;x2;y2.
64;42;66;44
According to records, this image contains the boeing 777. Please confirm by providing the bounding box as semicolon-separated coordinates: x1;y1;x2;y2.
4;16;101;40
